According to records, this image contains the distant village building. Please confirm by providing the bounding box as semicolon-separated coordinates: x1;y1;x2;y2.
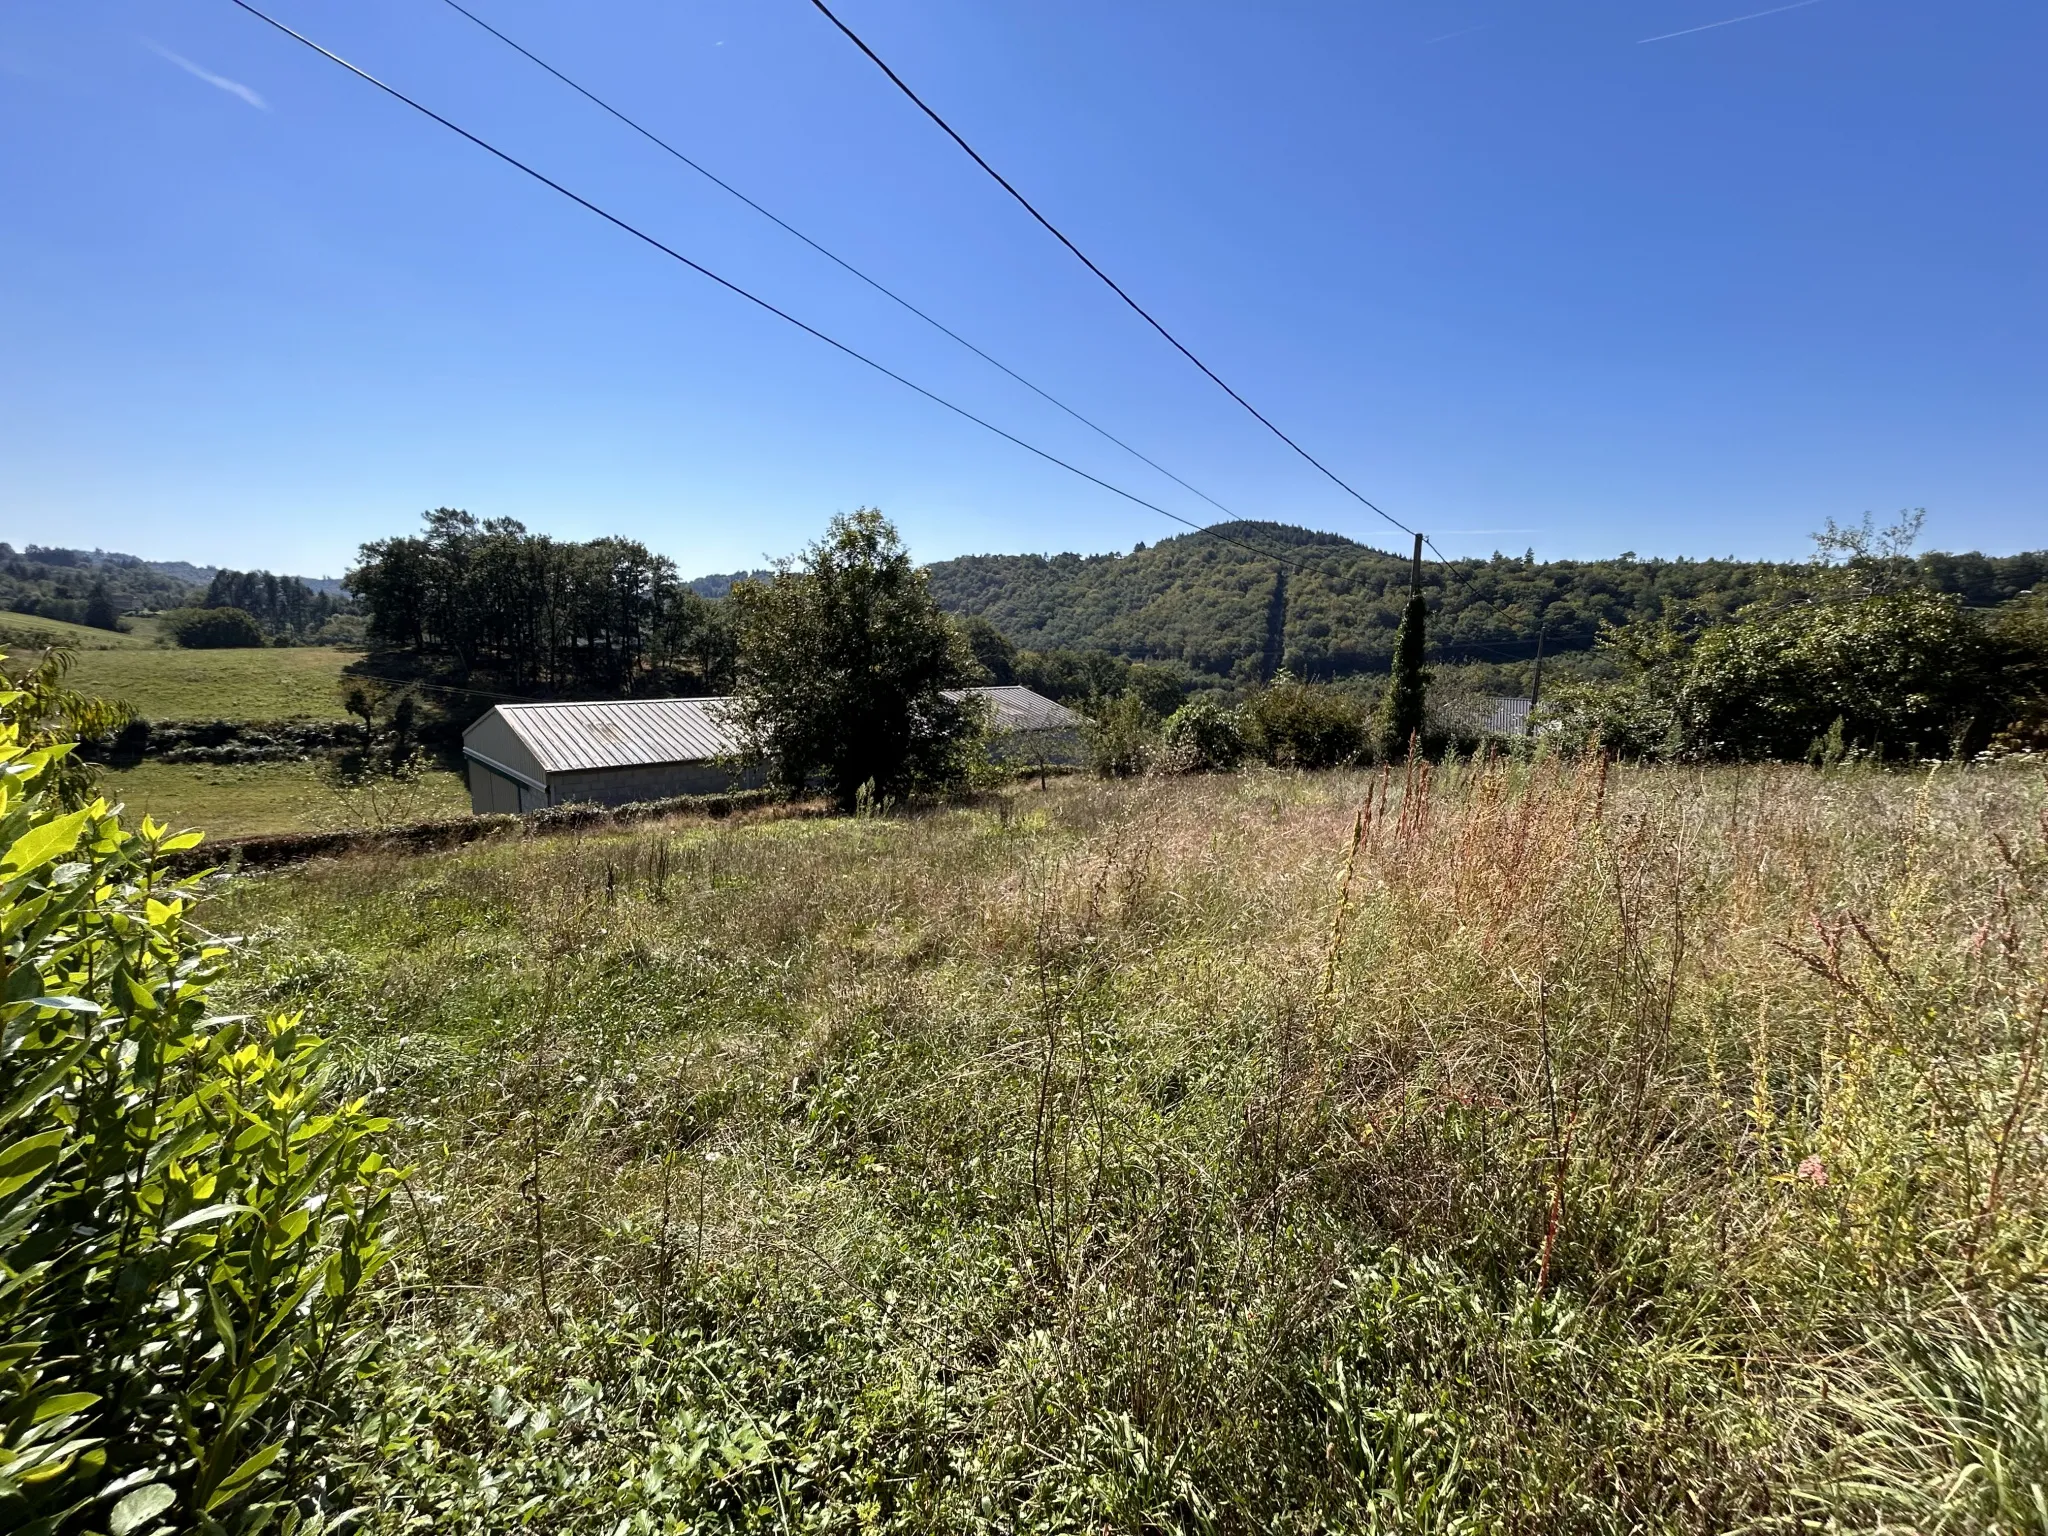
461;686;1081;814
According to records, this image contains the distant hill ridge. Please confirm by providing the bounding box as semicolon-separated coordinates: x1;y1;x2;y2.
912;520;2048;683
1;545;349;599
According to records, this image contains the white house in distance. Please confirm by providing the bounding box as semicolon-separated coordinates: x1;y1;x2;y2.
461;686;1081;814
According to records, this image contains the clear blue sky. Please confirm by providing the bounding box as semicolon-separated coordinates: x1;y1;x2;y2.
2;1;2041;577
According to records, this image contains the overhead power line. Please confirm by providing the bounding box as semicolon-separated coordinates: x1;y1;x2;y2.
804;0;1425;548
224;0;1322;576
432;0;1248;530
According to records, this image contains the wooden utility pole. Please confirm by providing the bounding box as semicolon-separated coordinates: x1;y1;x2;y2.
1527;619;1547;736
1410;532;1424;594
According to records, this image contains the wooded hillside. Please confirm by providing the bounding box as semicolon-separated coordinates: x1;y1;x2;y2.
921;521;2047;683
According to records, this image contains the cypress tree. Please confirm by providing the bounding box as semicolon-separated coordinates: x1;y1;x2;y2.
1375;536;1429;758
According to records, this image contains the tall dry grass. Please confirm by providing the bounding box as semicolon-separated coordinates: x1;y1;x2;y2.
212;753;2048;1532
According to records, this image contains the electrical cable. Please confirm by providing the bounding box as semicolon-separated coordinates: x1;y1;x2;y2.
224;0;1319;577
432;0;1250;530
804;0;1427;549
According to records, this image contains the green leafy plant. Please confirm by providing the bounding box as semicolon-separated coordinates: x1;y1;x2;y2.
0;671;399;1534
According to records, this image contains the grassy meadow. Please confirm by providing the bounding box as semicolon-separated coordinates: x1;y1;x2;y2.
97;757;468;839
203;757;2048;1531
62;641;357;720
0;610;159;650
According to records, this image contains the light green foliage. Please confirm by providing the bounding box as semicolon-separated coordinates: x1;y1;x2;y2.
0;614;154;654
0;676;398;1533
1;649;133;810
207;756;2048;1530
1807;1299;2048;1530
1080;691;1158;777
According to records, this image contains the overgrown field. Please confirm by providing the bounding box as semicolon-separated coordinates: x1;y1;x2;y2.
209;759;2048;1532
65;641;355;719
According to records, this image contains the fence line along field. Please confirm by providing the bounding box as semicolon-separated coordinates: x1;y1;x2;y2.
205;754;2048;1532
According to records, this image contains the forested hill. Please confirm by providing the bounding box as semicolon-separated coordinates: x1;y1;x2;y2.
921;522;2048;683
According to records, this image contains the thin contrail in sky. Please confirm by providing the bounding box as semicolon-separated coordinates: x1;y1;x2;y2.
1639;0;1824;45
145;40;268;107
1424;23;1491;46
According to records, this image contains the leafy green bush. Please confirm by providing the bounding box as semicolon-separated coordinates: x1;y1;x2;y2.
0;685;397;1533
1081;692;1158;777
1157;698;1245;772
162;607;265;650
1552;589;2003;760
1242;675;1371;769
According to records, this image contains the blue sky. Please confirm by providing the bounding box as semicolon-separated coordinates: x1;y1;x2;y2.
2;1;2041;577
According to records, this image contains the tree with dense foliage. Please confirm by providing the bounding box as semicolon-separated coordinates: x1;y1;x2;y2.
203;569;344;640
347;509;734;696
1988;592;2048;749
1549;515;2045;759
729;510;981;809
957;614;1018;684
81;581;120;632
0;664;396;1533
162;604;265;649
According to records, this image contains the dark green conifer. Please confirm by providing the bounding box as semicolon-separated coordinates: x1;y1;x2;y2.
1375;536;1429;758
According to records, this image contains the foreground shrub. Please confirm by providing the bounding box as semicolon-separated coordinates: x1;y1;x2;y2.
0;693;397;1532
162;606;265;649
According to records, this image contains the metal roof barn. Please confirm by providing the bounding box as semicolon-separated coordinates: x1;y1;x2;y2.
461;687;1080;813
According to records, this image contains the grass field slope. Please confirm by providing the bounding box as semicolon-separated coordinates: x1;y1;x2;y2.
63;644;356;721
210;758;2048;1531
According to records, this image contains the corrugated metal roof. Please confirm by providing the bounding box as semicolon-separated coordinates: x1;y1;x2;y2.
1480;697;1534;736
946;685;1082;732
467;686;1079;776
478;697;742;774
